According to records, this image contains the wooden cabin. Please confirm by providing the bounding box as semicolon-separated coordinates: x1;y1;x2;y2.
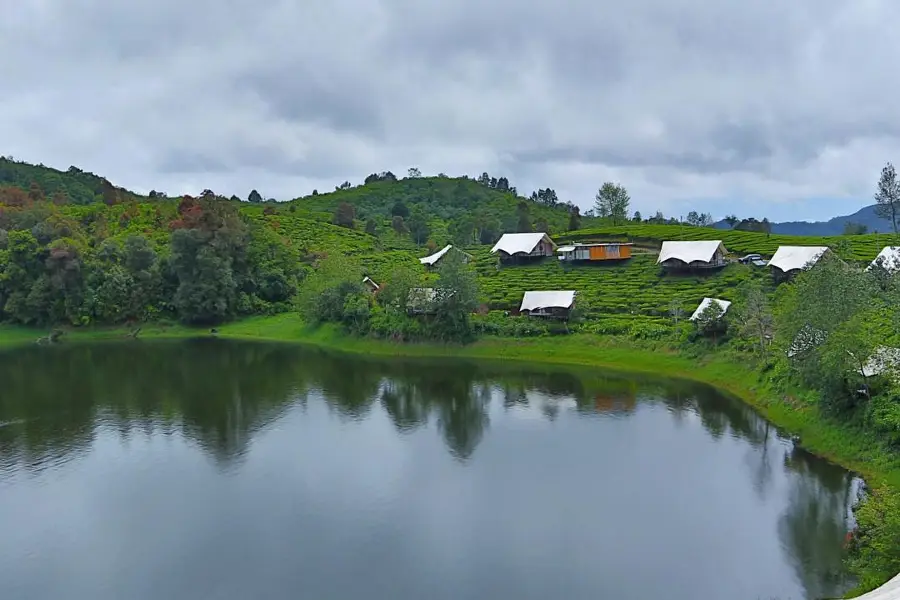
519;290;576;319
491;233;557;264
557;242;632;263
657;241;727;272
769;246;830;283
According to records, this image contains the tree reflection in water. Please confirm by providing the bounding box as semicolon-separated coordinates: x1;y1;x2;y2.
0;340;860;597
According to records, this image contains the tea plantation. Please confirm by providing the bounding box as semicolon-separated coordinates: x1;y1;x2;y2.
245;199;900;331
559;224;893;260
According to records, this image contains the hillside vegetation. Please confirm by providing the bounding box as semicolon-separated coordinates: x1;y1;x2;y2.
4;158;900;590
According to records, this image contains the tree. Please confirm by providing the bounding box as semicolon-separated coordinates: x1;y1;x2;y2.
685;211;701;226
391;201;409;219
449;217;476;246
530;188;559;206
407;167;421;178
298;254;369;333
535;216;550;233
694;301;727;342
516;201;532;232
568;206;581;231
875;162;900;235
668;298;685;324
698;213;714;227
632;211;642;222
431;252;479;342
248;189;263;203
365;218;378;236
333;202;356;228
844;221;868;235
724;215;739;228
735;282;774;359
381;265;419;310
229;195;240;203
407;206;430;245
594;183;630;225
391;215;407;236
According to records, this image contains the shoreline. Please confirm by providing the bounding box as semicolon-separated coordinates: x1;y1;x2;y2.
2;313;900;596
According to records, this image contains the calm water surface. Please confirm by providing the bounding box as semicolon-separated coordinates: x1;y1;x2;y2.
0;341;860;600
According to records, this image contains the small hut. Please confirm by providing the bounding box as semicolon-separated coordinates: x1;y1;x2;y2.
491;233;557;264
519;290;576;319
419;244;471;268
769;246;829;282
657;241;727;272
557;242;632;263
689;298;731;321
867;246;900;273
362;276;380;293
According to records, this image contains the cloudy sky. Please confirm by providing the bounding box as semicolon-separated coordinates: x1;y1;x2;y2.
2;1;898;222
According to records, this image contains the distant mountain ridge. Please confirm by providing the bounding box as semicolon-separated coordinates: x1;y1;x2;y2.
714;204;888;236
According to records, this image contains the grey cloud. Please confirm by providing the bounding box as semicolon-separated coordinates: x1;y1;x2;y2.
1;0;899;219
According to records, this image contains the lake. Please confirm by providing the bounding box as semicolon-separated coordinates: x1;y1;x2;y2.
0;340;860;600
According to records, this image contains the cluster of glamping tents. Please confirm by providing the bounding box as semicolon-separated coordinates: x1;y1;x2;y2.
389;231;900;327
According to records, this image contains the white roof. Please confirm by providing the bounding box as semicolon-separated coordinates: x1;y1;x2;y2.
788;326;827;358
867;246;900;273
689;298;732;321
419;244;452;266
520;291;576;312
768;246;829;273
862;347;900;378
656;241;725;264
362;276;379;290
491;233;555;255
557;246;576;252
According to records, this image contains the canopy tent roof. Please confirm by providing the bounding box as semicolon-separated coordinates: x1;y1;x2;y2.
520;291;576;312
419;244;454;266
861;347;900;378
656;241;725;264
491;233;556;255
867;246;900;273
768;246;829;273
362;276;380;290
689;298;732;321
788;325;827;358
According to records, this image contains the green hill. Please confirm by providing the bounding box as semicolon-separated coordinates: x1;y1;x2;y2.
0;156;893;333
0;157;144;205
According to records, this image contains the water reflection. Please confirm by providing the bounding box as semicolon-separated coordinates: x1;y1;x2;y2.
0;340;859;599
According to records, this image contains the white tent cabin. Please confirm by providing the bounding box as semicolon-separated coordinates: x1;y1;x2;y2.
656;241;728;271
419;244;472;268
519;290;577;319
491;233;557;263
689;298;731;321
769;246;830;281
867;246;900;274
861;347;900;380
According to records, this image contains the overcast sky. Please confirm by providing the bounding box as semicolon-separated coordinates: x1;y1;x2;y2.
2;1;898;222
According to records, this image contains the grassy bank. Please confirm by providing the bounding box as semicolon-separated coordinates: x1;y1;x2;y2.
2;314;899;595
